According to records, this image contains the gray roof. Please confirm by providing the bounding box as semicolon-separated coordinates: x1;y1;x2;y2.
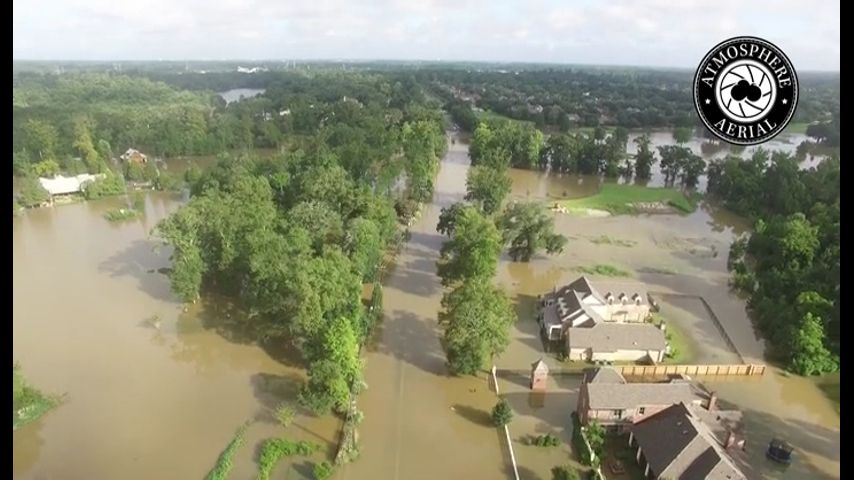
584;367;627;385
586;380;704;410
567;322;666;353
632;403;746;480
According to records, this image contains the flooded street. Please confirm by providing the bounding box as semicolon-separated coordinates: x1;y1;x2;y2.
13;133;838;479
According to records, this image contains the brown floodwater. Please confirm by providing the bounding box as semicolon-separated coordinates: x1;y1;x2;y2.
13;194;338;479
13;133;838;480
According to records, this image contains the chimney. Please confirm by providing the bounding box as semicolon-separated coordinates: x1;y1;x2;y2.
725;430;736;449
708;392;718;411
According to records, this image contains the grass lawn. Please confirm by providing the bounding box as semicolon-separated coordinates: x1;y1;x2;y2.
559;184;698;215
13;365;61;430
575;264;631;278
816;373;840;414
653;314;698;364
782;122;809;134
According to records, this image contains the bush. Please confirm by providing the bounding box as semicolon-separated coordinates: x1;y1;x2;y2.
104;208;141;223
257;439;322;480
532;432;561;447
571;412;597;467
551;465;580;480
154;171;181;191
275;403;296;428
491;398;513;427
313;461;334;480
205;424;248;480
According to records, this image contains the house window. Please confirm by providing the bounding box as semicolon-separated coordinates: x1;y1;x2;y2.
638;407;645;415
614;409;623;419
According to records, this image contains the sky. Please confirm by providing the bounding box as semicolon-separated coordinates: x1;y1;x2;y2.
13;0;840;70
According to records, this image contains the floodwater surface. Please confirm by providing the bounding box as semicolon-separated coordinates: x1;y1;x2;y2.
13;133;838;480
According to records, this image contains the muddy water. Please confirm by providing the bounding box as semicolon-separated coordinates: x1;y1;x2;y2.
338;138;507;480
13;194;338;479
350;134;837;479
13;133;838;480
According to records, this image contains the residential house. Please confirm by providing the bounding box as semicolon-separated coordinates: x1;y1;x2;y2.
538;276;661;362
576;367;707;432
38;174;106;198
120;148;148;164
629;402;747;480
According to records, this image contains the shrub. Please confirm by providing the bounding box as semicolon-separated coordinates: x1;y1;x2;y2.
31;159;60;177
275;403;296;428
257;439;321;480
491;398;513;427
313;461;334;480
205;424;248;480
551;465;580;480
571;412;597;467
532;433;561;447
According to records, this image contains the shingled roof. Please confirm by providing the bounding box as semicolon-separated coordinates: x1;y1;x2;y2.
632;403;746;480
567;322;666;354
583;367;705;410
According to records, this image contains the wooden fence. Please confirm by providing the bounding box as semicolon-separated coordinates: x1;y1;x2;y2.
613;363;766;377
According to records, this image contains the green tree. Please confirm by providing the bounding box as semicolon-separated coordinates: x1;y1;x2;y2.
789;312;837;375
585;420;606;459
498;202;567;261
633;133;656;180
344;218;382;281
673;127;692;144
17;177;50;207
437;206;502;285
440;278;516;375
313;462;334;480
491;398;513;427
21;119;59;161
72;116;103;173
551;466;580;480
437;202;466;237
465;165;512;215
31;159;60;177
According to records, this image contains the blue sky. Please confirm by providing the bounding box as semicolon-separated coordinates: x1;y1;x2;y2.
13;0;839;70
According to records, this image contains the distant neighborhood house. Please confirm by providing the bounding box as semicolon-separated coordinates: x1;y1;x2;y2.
120;148;148;164
539;276;663;362
38;174;106;197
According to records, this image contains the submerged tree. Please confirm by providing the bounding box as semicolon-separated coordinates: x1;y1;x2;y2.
465;165;512;215
491;398;513;427
498;202;567;262
440;278;516;375
633;133;656;180
437;206;502;285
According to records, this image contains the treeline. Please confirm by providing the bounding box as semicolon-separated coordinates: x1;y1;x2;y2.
436;128;567;375
12;71;434;178
155;85;445;414
471;120;705;188
419;68;838;130
709;151;839;375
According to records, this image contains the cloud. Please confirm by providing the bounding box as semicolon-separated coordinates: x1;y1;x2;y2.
12;0;839;70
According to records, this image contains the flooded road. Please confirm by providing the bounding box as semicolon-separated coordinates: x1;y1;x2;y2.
13;132;838;479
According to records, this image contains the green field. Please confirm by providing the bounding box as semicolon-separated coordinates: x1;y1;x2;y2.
574;264;630;277
783;122;809;134
559;184;697;215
